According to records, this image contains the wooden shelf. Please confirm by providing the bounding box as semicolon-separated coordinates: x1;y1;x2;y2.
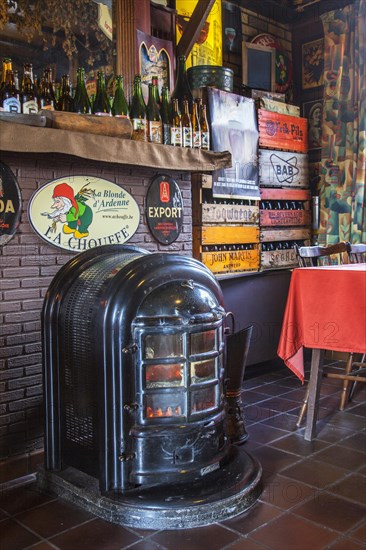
0;121;232;173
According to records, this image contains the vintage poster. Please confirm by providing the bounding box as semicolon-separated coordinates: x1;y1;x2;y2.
28;175;140;253
137;30;173;103
0;162;22;246
302;38;324;90
207;88;260;200
176;0;222;68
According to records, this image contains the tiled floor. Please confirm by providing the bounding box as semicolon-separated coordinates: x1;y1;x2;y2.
1;360;365;550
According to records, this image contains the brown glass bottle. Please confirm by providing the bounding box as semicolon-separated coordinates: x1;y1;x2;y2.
21;63;38;114
1;57;12;91
191;100;201;148
0;69;21;112
181;99;192;148
39;68;56;110
198;100;210;151
57;74;74;112
170;98;182;147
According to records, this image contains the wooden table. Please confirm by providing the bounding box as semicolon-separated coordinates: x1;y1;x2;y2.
277;264;366;440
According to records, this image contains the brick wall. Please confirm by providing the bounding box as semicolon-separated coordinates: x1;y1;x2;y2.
0;152;192;464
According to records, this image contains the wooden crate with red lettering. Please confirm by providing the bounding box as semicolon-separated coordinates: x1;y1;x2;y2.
260;188;311;227
258;109;308;153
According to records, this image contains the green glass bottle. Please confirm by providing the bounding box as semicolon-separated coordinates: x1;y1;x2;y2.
21;63;38;114
130;74;147;142
160;85;171;145
170;98;182;147
151;75;161;109
171;55;193;114
92;71;111;115
147;82;162;143
57;74;74;112
111;75;129;117
74;68;91;114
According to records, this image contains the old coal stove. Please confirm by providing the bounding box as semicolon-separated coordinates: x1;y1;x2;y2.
39;245;262;529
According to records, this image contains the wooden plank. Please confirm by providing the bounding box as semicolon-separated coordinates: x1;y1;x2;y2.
194;225;259;245
201;248;259;274
258;109;308;153
260;248;298;270
41;110;132;139
259;149;309;188
260;209;311;227
251;89;286;102
258;98;300;117
260;188;311;201
201;203;259;225
260;227;311;242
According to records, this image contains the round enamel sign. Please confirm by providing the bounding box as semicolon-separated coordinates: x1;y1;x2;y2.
145;174;183;245
0;162;22;247
28;175;140;252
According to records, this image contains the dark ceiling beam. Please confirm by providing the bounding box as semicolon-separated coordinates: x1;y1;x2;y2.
176;0;216;58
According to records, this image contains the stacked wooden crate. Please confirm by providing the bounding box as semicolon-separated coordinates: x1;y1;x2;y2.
257;102;311;270
192;174;260;276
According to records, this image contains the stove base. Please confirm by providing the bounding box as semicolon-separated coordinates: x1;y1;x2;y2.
37;446;262;530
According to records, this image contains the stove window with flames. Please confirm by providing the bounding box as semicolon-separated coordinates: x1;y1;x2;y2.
138;326;224;422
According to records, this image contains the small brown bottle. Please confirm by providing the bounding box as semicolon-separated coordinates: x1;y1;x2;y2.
191;100;201;148
181;99;192;148
198;99;210;151
21;63;38;114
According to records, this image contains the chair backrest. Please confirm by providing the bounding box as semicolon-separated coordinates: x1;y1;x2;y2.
294;242;351;267
348;243;366;264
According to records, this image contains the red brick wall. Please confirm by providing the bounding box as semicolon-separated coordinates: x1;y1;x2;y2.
0;152;192;461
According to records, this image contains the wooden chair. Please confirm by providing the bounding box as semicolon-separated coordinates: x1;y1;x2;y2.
348;243;366;263
294;241;361;427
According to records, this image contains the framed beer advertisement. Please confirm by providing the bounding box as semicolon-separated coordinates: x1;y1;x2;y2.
303;99;323;150
301;38;324;90
136;30;174;103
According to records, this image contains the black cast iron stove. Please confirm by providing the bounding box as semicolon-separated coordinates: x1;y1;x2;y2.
39;245;262;529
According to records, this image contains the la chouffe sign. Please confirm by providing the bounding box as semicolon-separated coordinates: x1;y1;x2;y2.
0;162;22;247
28;176;140;252
145;174;183;245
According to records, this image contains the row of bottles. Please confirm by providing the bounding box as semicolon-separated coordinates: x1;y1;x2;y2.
260;200;305;210
202;244;256;252
261;240;305;251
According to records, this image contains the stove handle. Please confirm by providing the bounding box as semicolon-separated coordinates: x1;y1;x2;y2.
225;311;235;335
189;308;225;324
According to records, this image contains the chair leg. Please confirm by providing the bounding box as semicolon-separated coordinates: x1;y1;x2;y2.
339;353;354;411
296;385;309;428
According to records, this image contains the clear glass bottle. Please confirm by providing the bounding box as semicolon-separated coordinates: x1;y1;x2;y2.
57;74;74;112
111;75;129;118
130;74;147;142
0;69;21;112
74;68;91;114
92;71;111;115
171;55;193;114
170;98;182;147
146;82;162;143
160;85;171;145
21;63;38;114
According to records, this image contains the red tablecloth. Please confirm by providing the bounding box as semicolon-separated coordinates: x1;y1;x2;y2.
278;264;366;382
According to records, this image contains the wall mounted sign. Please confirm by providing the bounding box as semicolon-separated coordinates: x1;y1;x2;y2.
251;34;293;94
0;162;22;247
145;174;183;245
28;176;140;253
259;150;309;188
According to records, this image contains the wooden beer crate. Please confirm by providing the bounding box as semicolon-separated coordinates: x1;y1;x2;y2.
258;109;308;153
193;225;259;246
199;246;260;275
260;227;311;243
259;149;309;188
251;89;286;102
260;188;311;227
260;247;298;270
258;98;300;117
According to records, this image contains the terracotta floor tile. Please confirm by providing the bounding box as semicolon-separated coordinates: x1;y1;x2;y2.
126;540;167;550
260;412;300;432
350;521;366;543
280;458;349;489
222;501;283;535
0;517;42;550
254;397;299;414
23;543;57;550
0;482;55;516
150;523;240;550
329;474;366;506
50;517;140;550
247;424;288;445
222;537;268;549
250;513;339;550
292;490;366;532
15;499;94;538
313;445;365;471
244;404;278;424
260;474;318;510
251;446;300;478
313;424;355;443
328;538;366;550
327;412;366;432
338;432;366;452
269;432;329;457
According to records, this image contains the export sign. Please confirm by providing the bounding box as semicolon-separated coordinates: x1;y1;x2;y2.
0;162;22;246
28;175;140;252
145;174;183;245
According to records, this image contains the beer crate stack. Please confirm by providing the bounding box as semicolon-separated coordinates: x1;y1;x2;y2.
257;98;311;270
192;174;260;276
